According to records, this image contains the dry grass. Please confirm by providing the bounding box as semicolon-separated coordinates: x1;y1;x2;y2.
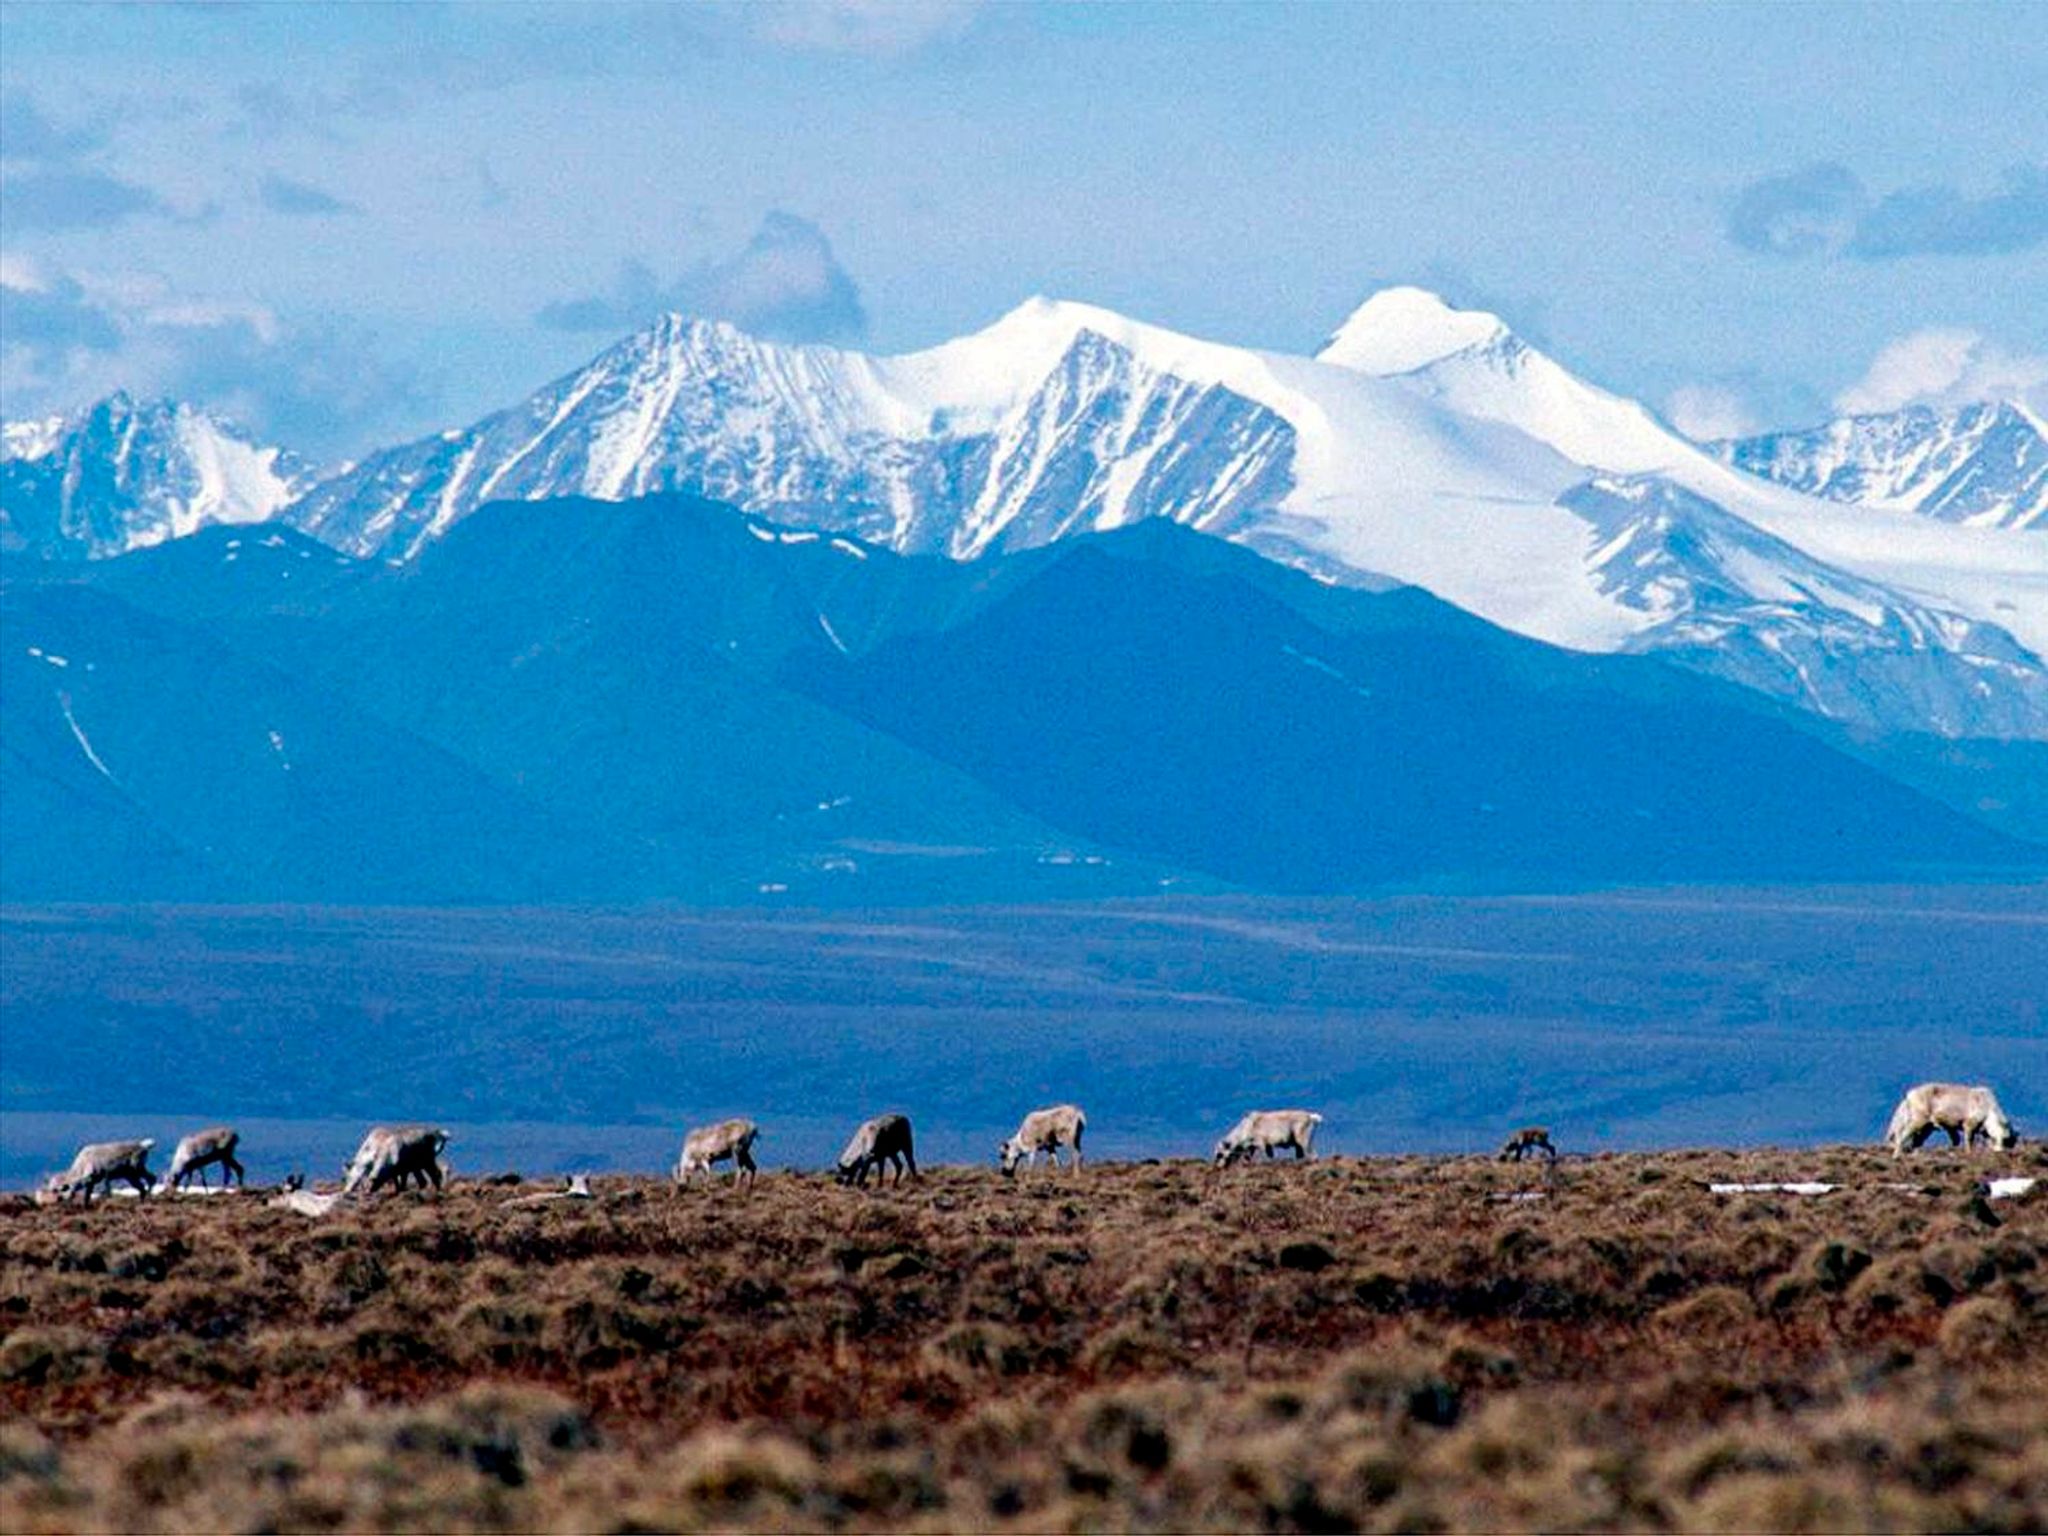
2;1146;2044;1532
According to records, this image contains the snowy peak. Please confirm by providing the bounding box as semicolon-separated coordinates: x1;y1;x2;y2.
288;304;1301;566
1316;287;1510;376
0;394;311;560
1715;401;2047;531
1319;289;1704;480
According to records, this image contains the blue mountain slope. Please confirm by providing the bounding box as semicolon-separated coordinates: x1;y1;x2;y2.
791;536;2033;888
77;502;1176;902
5;495;2035;902
0;580;625;901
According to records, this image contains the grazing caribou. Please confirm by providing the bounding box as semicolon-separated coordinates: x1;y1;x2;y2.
1498;1127;1558;1164
1887;1083;2018;1157
674;1118;761;1191
168;1126;246;1191
342;1125;451;1195
1213;1110;1322;1168
836;1113;917;1187
999;1104;1086;1176
42;1139;157;1206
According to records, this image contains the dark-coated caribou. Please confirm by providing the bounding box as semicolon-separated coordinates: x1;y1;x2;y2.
836;1113;917;1187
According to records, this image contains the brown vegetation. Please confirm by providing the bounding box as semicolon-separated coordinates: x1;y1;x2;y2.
3;1146;2045;1532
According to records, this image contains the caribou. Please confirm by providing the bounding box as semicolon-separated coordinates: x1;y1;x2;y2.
836;1113;918;1187
674;1118;761;1191
342;1125;451;1195
1498;1127;1558;1164
168;1126;246;1191
1213;1110;1323;1167
999;1104;1086;1176
42;1139;157;1206
1886;1083;2018;1157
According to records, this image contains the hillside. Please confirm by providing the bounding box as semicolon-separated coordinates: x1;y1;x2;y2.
4;498;2038;904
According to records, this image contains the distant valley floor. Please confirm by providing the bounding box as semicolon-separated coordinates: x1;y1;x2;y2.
3;889;2044;1190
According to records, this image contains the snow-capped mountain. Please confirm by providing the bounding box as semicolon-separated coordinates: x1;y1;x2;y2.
280;288;2048;739
0;393;311;560
1562;476;2048;737
12;294;2045;740
1712;401;2046;532
286;304;1311;569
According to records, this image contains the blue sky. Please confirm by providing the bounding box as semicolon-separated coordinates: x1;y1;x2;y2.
2;1;2043;459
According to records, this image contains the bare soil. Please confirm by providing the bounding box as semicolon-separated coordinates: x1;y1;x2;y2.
2;1146;2044;1532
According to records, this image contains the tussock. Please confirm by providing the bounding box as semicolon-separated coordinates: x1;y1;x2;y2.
2;1145;2043;1531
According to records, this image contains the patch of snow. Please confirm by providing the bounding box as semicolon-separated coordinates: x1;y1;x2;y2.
268;1189;343;1216
1708;1182;1839;1196
58;693;115;782
1;413;69;461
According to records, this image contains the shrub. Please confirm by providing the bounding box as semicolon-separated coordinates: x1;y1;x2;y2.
1937;1297;2019;1362
0;1327;103;1386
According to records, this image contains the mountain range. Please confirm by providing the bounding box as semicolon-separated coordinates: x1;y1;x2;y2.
8;287;2040;746
3;287;2046;902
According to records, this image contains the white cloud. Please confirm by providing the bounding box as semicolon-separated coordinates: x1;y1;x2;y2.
536;212;866;343
1663;383;1761;443
751;0;980;56
1;252;416;460
0;250;55;293
1834;328;2048;416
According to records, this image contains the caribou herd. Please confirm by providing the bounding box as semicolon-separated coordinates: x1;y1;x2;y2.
28;1082;2027;1207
